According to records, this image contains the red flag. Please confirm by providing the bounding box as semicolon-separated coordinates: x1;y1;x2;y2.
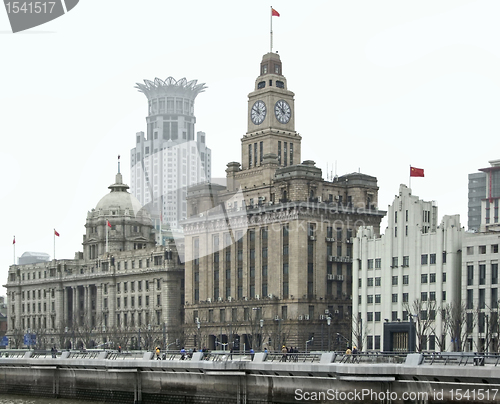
410;166;424;177
272;8;280;17
54;229;60;237
107;220;112;228
13;236;15;245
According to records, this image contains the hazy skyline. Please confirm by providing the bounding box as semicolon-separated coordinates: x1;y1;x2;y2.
1;0;498;294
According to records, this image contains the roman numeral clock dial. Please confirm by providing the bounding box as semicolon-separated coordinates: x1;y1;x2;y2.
251;100;267;125
274;100;291;124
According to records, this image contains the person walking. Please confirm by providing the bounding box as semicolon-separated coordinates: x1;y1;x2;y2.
281;345;288;362
155;346;161;360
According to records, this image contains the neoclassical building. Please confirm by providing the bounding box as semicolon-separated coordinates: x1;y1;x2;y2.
4;169;184;350
182;52;385;351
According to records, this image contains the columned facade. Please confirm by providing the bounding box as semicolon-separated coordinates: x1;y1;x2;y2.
4;171;184;350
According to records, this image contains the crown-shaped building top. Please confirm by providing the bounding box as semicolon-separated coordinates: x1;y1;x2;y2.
135;77;207;101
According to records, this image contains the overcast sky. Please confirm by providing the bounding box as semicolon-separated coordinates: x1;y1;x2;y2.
1;0;498;296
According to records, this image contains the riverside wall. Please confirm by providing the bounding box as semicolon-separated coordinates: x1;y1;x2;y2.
0;351;500;403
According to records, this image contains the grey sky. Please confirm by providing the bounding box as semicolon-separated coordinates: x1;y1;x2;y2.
1;0;498;295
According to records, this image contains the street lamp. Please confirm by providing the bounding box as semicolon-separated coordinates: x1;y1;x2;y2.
327;316;331;351
306;337;314;353
196;318;201;350
337;332;349;349
259;319;264;351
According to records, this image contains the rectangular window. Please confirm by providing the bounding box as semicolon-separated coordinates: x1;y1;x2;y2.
403;275;409;285
375;294;381;304
421;254;428;265
430;254;436;264
493;263;498;284
392;294;398;303
430;273;436;283
421;274;428;284
367;259;374;269
375;259;381;269
367;278;374;287
392;257;398;267
403;256;409;267
480;264;486;285
392;276;398;285
421;292;427;301
467;265;474;286
375;277;381;286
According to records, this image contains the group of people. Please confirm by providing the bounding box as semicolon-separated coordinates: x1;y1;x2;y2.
345;346;358;355
281;345;299;362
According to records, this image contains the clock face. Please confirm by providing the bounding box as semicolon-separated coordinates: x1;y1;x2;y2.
275;100;291;124
251;100;266;125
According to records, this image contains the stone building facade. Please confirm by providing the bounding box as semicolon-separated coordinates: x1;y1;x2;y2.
182;52;385;352
3;171;184;350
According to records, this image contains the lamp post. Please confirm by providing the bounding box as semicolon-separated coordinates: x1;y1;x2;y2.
337;332;349;350
327;316;331;351
306;337;314;353
259;319;264;351
196;318;201;350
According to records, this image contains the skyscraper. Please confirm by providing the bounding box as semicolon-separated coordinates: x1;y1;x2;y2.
131;77;211;240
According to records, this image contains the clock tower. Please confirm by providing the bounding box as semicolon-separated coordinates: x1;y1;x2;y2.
242;52;301;170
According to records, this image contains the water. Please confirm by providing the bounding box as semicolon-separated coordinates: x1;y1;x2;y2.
0;397;90;404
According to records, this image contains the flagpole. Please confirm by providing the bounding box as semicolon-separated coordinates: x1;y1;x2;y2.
53;230;56;260
13;236;15;265
270;6;273;53
409;165;411;190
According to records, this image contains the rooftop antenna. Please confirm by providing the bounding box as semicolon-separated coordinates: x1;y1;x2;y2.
118;155;121;174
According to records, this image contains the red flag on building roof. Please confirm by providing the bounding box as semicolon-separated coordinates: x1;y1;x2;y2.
54;229;60;237
13;236;15;245
410;166;424;177
272;8;280;17
107;220;112;228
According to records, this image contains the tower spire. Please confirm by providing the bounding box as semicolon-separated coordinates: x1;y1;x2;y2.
118;155;121;174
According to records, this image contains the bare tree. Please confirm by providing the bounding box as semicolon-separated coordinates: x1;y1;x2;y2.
11;328;24;349
403;299;436;352
443;302;477;352
351;313;368;352
32;322;49;350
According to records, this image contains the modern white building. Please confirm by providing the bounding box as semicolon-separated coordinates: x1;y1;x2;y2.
461;232;500;352
353;184;463;352
461;159;500;352
131;77;211;239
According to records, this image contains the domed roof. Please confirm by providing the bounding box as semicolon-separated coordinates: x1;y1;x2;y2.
94;172;149;220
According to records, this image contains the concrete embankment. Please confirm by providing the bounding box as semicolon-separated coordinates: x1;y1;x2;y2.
0;351;499;403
